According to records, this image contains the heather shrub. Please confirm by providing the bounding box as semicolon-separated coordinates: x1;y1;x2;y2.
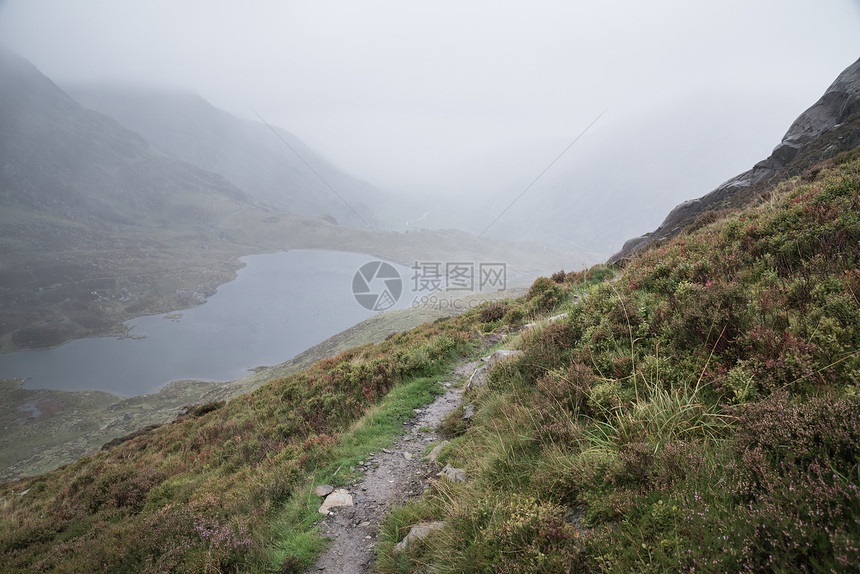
526;276;569;313
587;379;625;416
62;463;166;514
564;264;615;288
140;495;253;574
535;362;594;417
507;321;580;385
733;393;860;478
550;269;567;283
478;301;509;323
735;326;818;394
451;493;584;574
711;394;860;571
502;304;525;326
189;401;224;417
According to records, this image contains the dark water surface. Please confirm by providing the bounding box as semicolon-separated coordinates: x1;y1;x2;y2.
0;250;414;397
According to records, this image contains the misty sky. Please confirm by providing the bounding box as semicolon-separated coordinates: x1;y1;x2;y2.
1;0;859;192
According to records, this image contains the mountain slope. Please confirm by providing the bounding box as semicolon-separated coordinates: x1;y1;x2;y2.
0;48;251;241
1;146;857;572
611;56;860;262
2;57;859;572
64;85;387;228
0;46;267;349
372;147;860;574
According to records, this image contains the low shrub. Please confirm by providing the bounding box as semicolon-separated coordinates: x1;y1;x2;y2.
478;301;510;323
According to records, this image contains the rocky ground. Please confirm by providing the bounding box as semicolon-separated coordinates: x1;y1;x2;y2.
309;358;483;573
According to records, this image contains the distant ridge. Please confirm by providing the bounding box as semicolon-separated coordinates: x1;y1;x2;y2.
64;84;388;229
0;46;251;244
610;56;860;263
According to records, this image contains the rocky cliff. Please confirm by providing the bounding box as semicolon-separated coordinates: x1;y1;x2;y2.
610;56;860;263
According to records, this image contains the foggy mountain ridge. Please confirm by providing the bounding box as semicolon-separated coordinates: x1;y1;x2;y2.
59;84;810;257
49;67;853;258
0;46;366;350
64;84;389;229
611;55;860;262
0;46;596;352
409;90;812;255
5;41;858;263
0;45;253;244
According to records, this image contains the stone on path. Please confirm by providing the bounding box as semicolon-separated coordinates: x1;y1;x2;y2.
438;464;466;483
464;365;489;392
318;488;353;514
393;521;446;552
313;484;334;497
485;349;523;367
427;440;448;462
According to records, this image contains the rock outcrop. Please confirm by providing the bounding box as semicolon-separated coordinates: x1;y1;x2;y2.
610;57;860;263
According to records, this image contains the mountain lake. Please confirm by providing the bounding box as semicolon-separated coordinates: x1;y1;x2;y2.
0;250;422;397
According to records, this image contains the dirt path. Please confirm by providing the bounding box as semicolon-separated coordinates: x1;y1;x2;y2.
309;358;482;573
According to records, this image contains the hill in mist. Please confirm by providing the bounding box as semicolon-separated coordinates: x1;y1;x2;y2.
407;90;810;255
0;45;258;348
65;84;390;228
612;56;860;260
0;47;252;244
0;46;593;351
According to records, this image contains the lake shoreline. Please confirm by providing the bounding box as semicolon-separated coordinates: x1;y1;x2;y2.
1;250;417;397
0;288;522;481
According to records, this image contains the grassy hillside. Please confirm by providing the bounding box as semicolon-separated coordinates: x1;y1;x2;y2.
0;311;485;572
0;290;523;482
1;150;858;572
373;150;860;572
